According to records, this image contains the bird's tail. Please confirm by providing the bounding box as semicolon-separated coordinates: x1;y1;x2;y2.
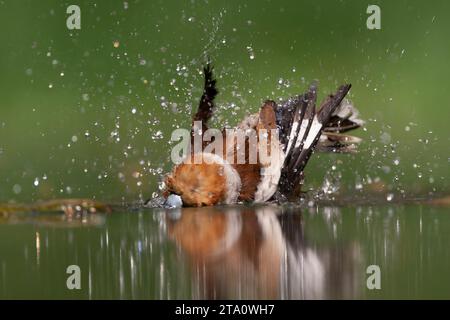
191;63;218;149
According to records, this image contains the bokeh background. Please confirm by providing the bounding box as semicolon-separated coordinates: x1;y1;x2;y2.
1;0;449;204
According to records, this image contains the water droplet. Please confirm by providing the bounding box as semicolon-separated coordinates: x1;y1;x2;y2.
386;193;394;202
13;184;22;194
33;178;40;187
380;132;391;144
354;175;363;190
132;171;140;179
381;165;391;174
321;171;341;195
246;46;255;60
152;130;163;140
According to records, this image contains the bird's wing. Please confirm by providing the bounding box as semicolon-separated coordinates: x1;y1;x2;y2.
278;84;352;197
323;98;365;133
314;98;365;153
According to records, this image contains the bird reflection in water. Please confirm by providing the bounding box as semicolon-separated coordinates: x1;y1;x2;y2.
165;205;362;299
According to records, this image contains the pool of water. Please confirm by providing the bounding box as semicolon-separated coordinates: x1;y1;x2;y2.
1;199;449;299
0;0;448;301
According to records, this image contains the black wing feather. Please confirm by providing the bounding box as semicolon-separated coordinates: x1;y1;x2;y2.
277;84;352;197
193;63;218;127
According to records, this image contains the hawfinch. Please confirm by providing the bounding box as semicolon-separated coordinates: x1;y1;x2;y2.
164;64;363;207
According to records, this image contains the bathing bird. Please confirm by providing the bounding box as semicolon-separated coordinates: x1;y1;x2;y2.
164;63;364;207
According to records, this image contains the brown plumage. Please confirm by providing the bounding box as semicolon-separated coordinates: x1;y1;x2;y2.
166;157;227;207
164;63;363;207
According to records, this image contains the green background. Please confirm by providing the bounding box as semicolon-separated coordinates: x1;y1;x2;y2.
0;0;448;203
0;0;450;300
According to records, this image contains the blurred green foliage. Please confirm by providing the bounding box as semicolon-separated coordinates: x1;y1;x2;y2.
0;0;448;202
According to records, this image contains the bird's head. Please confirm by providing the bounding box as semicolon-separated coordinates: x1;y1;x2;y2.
164;153;241;207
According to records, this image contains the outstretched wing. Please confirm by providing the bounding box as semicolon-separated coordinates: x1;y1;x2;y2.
315;98;365;153
323;99;365;133
278;84;352;197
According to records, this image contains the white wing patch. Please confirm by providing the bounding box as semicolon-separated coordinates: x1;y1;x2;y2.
254;132;285;202
285;120;299;157
285;114;323;158
303;117;323;149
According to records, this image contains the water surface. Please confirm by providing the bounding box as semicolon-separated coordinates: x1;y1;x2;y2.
1;200;449;299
